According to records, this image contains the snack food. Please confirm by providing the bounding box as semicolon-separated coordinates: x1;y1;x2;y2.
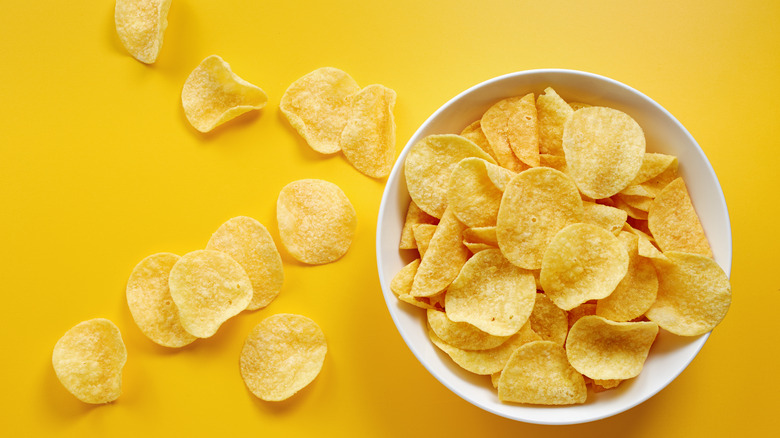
115;0;172;64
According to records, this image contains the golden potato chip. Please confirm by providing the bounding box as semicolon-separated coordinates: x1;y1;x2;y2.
462;226;498;253
497;340;587;405
206;216;284;310
240;314;327;401
427;309;510;350
481;97;529;172
181;55;268;133
593;379;622;391
277;179;357;265
445;249;536;336
622;156;679;198
617;193;653;212
540;223;629;311
52;318;127;404
568;102;591;111
115;0;171;64
448;158;514;228
566;315;658;380
645;252;731;336
391;259;420;297
341;84;397;178
612;195;649;220
412;223;437;258
562;106;646;199
126;253;196;348
596;232;658;322
404;134;495;218
399;200;438;250
624;222;668;261
539;153;568;173
582;201;628;235
460;120;498;162
628;153;678;186
537;87;574;156
428;322;539;375
528;293;568;346
168;249;253;338
567;303;597;328
410;207;469;297
506;93;541;168
496;167;584;270
648;177;712;257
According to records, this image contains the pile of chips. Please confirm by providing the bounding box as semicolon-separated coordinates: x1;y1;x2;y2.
392;88;731;405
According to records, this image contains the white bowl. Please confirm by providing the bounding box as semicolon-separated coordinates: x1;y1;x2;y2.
375;69;732;425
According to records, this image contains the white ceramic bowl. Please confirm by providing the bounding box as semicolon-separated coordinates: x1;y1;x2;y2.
375;69;732;425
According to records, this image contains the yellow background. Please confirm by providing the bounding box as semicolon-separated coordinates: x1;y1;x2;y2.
1;0;777;436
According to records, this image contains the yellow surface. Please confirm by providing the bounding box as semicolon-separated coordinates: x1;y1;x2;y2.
1;0;777;436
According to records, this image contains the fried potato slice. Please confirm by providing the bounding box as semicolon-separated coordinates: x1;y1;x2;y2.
627;153;678;186
596;232;658;322
582;201;628;235
115;0;172;64
648;177;712;257
52;318;127;404
537;87;574;156
427;309;510;350
528;293;569;346
392;259;445;310
462;226;498;254
481;97;529;172
399;200;438;250
448;157;515;228
341;84;397;178
410;207;469;297
460;120;498;162
506;93;541;168
181;55;268;133
412;223;437;258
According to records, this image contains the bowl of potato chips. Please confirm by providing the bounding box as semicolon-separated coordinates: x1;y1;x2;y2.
376;69;732;424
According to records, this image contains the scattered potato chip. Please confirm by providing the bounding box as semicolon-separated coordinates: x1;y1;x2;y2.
645;252;731;336
596;232;658;322
341;84;397;178
537;87;574;156
445;249;536;336
566;316;658;380
412;224;437;258
410;207;469;297
528;293;569;345
448;158;514;228
240;314;327;401
399;200;438;250
280;67;360;154
277;179;357;265
648;177;712;257
497;340;587;405
181;55;268;133
427;309;510;350
582;201;628;235
52;318;127;404
460;120;498;161
481;97;530;172
168;249;253;338
497;167;584;270
562;106;646;199
206;216;284;310
126;252;197;348
115;0;172;64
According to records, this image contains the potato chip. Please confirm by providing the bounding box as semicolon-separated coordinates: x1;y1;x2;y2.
566;315;658;380
404;134;495;218
528;293;568;346
593;379;622;391
52;318;127;404
648;177;712;257
392;259;445;310
645;252;731;336
168;249;253;338
627;153;678;186
448;157;514;228
427;309;510;350
126;252;197;348
460;120;498;162
568;102;591;111
340;84;397;178
567;303;597;328
496;167;584;270
115;0;171;64
412;223;437;258
506;93;541;168
539;153;568;173
497;340;587;405
280;67;360;154
622;156;679;198
582;201;628;235
206;216;284;310
596;232;658;322
540;223;629;311
428;322;539;375
562;106;646;199
181;55;268;133
481;97;530;172
277;179;357;265
399;200;438;250
445;248;536;336
462;226;498;253
240;314;327;401
612;194;649;220
537;87;574;156
410;207;469;297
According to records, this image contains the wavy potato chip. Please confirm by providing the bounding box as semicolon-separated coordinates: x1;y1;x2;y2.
240;314;327;401
412;223;437;258
341;84;397;178
115;0;171;64
567;302;598;329
460;120;498;161
648;177;712;257
528;293;569;346
427;309;510;351
277;179;357;265
481;95;539;171
628;153;678;186
392;259;445;310
280;67;360;154
398;200;438;250
206;216;284;310
582;201;628;235
448;157;514;228
52;318;127;404
181;55;268;133
168;250;253;338
410;207;469;297
462;226;498;254
537;87;574;156
126;252;196;348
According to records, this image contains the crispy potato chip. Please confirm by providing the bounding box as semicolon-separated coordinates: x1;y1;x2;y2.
645;252;731;336
612;195;649;220
168;249;253;338
481;97;530;172
628;153;678;186
181;55;268;133
390;258;420;297
277;179;357;265
624;222;668;261
497;167;584;270
528;293;568;346
582;201;628;235
648;177;712;257
448;158;515;228
596;232;658;322
537;87;574;156
593;379;622;391
341;84;397;178
460;120;498;162
399;200;438;250
427;309;510;350
115;0;171;64
240;314;327;401
412;223;437;258
506;93;541;168
568;303;597;328
280;67;360;154
617;193;653;212
404;134;495;218
568;102;591;111
498;340;587;405
445;249;537;336
206;216;284;310
462;226;498;253
562;106;646;199
126;253;197;348
623;156;680;198
429;322;539;375
566;315;658;379
541;223;629;311
52;318;127;404
539;153;568;173
410;207;469;297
